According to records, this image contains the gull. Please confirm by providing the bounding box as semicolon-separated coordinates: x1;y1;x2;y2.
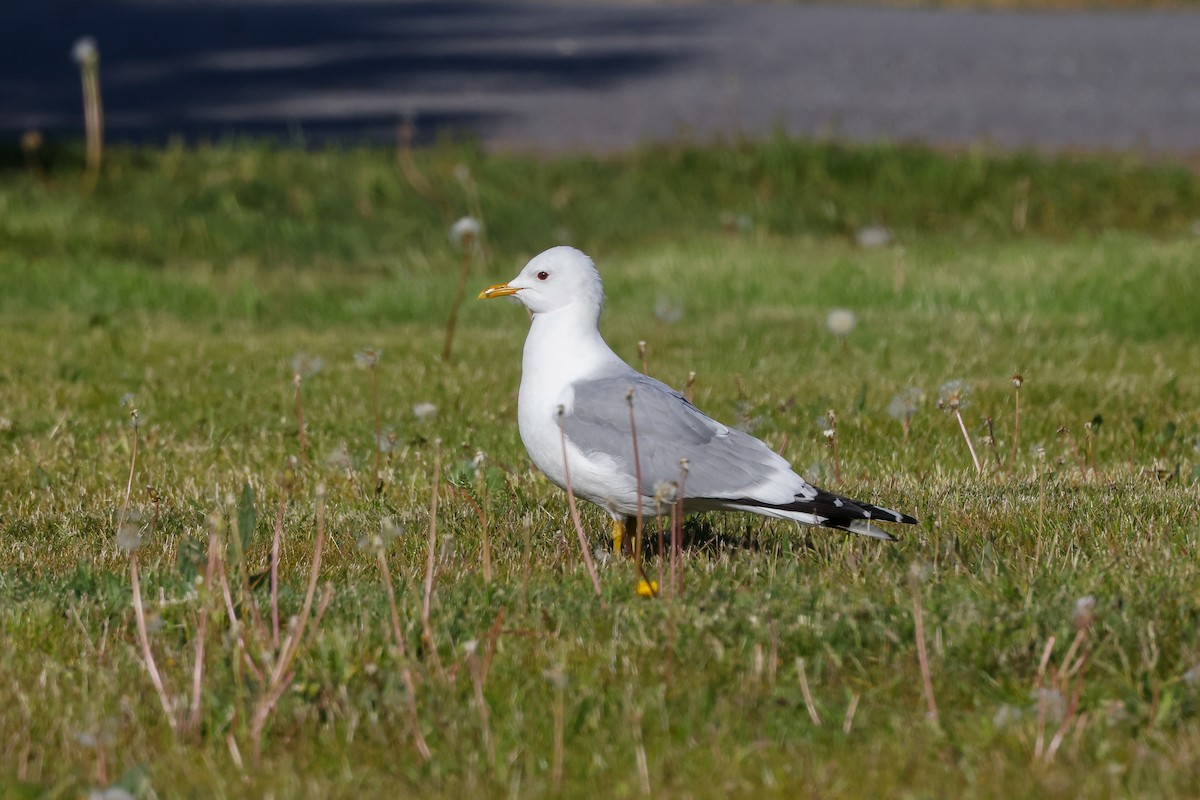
479;246;917;553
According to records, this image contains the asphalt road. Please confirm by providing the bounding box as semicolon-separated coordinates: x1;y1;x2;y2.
4;0;1199;155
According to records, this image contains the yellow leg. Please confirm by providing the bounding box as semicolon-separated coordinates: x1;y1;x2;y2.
611;517;625;556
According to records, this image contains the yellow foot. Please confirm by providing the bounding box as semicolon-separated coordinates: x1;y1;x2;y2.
611;517;625;556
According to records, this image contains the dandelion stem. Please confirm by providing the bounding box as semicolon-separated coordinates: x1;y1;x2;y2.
1012;385;1022;466
469;654;496;771
187;528;220;737
422;442;447;680
370;362;383;494
912;584;940;725
80;59;103;179
377;549;432;760
954;409;983;474
557;407;605;602
442;247;473;361
797;657;822;727
131;551;176;730
674;459;688;595
270;495;284;648
251;485;332;763
627;389;645;559
552;681;565;790
293;375;308;464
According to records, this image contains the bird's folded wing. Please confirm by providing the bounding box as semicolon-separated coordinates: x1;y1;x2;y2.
562;373;814;505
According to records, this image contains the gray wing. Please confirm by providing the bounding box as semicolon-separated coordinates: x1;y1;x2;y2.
562;372;813;504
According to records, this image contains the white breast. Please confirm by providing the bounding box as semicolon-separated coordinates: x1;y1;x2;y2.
516;309;638;516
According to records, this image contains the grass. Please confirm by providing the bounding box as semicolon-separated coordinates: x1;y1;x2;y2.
1;137;1199;798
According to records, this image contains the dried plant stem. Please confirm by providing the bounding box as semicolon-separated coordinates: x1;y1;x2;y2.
843;693;861;735
370;363;383;494
218;563;264;683
552;681;565;790
1012;385;1023;465
442;248;473;361
480;608;505;687
118;418;138;525
422;442;447;680
453;487;493;584
633;711;651;796
684;371;696;404
249;487;333;762
796;657;822;726
912;585;939;725
270;496;285;648
130;552;176;730
825;410;842;484
954;409;983;474
80;61;103;178
119;415;175;729
674;459;688;595
481;505;493;584
293;375;308;463
395;119;435;199
626;389;645;559
469;656;496;771
187;529;221;737
557;408;605;602
377;550;432;760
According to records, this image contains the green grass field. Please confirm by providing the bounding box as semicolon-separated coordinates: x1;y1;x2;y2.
2;139;1199;798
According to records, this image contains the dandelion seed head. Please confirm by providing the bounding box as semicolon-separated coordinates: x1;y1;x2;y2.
412;402;438;421
543;667;569;689
0;416;12;433
380;516;403;543
1031;687;1065;725
353;348;380;369
116;521;142;554
826;308;857;337
654;295;684;325
452;163;471;183
937;380;970;413
324;442;352;471
376;427;396;453
888;387;924;422
356;532;384;552
856;225;892;248
1073;595;1096;629
449;216;483;251
992;704;1023;729
72;37;99;66
1011;373;1024;389
653;480;679;511
290;352;323;379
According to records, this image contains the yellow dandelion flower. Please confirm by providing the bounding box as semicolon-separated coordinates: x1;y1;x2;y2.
636;579;659;598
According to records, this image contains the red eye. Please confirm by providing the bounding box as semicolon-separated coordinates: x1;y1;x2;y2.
537;271;549;281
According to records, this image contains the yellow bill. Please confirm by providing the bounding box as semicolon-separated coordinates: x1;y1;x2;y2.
478;282;520;300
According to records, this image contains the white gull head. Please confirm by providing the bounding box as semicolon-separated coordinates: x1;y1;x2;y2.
478;246;605;318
